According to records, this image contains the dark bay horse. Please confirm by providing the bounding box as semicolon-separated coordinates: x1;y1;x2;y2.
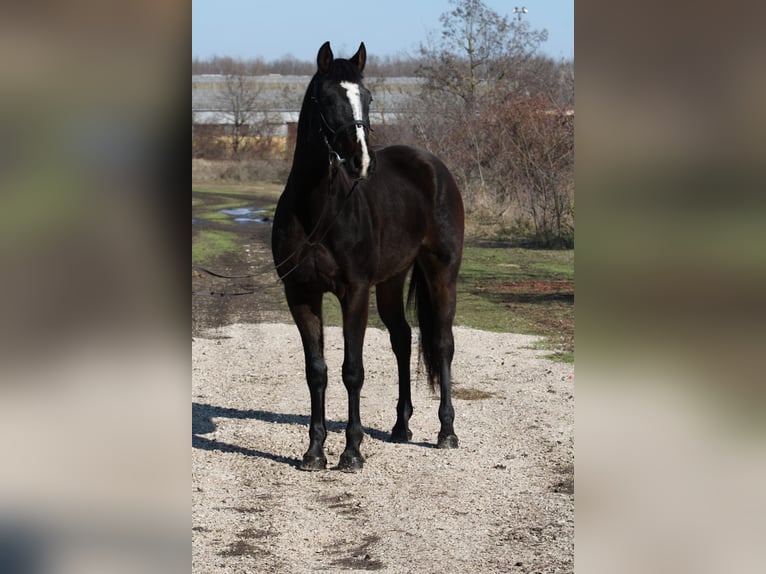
271;41;464;472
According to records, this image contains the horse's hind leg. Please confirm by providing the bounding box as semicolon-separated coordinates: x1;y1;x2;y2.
432;283;459;449
417;252;461;450
435;320;458;450
375;270;413;443
286;286;328;471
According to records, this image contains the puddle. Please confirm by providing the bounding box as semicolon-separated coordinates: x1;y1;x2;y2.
219;207;269;223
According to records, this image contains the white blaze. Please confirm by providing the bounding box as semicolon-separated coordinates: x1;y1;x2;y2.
340;81;370;177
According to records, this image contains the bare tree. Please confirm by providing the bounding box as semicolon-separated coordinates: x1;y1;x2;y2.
416;0;548;106
497;98;574;247
409;0;573;247
217;73;261;159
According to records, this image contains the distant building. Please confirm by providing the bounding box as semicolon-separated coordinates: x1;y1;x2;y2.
192;74;424;137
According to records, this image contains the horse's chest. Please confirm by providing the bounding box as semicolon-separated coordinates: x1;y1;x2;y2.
310;244;342;289
280;204;378;291
313;238;378;289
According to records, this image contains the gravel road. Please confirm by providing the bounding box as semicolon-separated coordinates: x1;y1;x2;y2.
192;322;573;573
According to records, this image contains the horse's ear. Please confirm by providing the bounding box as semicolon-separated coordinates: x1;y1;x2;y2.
317;41;333;72
350;42;366;73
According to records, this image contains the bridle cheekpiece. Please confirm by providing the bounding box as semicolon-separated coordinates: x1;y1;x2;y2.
311;91;372;169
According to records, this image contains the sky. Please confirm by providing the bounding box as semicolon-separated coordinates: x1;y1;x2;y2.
192;0;574;63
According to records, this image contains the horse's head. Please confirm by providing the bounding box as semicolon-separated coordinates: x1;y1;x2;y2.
311;41;376;179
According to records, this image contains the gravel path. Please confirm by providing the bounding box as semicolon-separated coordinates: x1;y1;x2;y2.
192;322;573;573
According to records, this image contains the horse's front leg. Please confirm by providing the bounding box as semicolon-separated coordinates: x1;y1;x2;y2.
338;284;370;472
286;286;328;471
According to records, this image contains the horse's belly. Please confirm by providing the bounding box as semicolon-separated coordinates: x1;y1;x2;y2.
372;244;420;284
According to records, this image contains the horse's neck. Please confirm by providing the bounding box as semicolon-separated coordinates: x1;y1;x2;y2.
288;93;338;199
289;130;332;189
286;154;353;232
291;83;330;181
288;158;326;195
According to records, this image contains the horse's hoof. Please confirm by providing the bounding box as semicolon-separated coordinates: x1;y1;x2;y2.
338;452;365;472
299;453;327;471
437;434;459;449
390;426;413;443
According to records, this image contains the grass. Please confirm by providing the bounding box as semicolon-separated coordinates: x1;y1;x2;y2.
459;247;574;282
456;246;574;360
192;229;241;264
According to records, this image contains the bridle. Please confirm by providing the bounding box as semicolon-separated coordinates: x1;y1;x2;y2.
310;86;372;167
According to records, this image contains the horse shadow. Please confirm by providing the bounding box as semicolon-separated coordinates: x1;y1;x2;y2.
192;402;434;469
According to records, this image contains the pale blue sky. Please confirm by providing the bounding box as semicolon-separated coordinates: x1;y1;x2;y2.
192;0;573;62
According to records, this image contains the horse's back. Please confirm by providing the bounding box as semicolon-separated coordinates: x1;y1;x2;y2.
370;144;463;216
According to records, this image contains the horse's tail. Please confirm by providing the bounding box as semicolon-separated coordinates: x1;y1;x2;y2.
407;261;440;392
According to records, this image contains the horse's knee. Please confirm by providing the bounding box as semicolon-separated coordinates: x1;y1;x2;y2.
342;359;364;389
305;355;327;387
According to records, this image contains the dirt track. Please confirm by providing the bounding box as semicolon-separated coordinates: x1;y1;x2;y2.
192;322;573;573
